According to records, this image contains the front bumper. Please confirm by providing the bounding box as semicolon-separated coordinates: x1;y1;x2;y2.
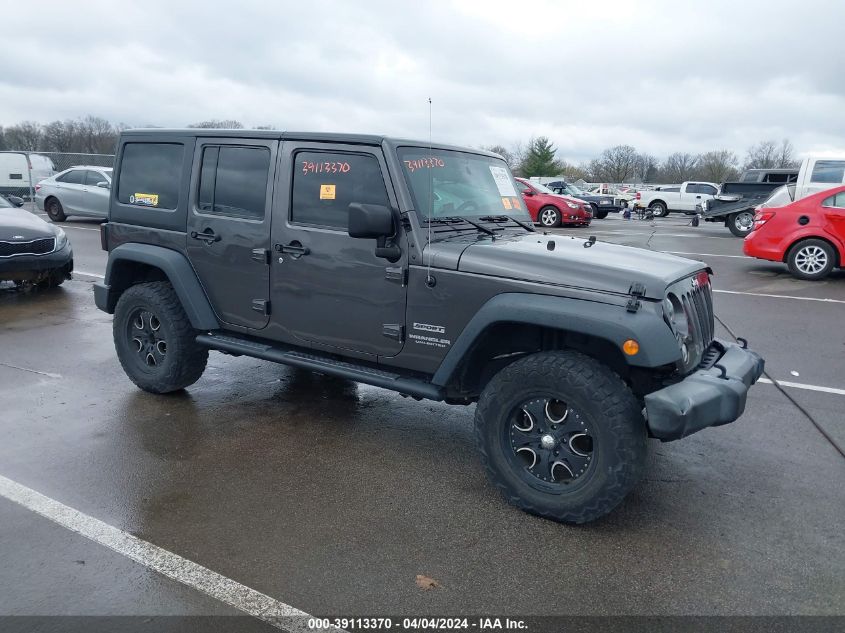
644;340;764;441
0;243;73;279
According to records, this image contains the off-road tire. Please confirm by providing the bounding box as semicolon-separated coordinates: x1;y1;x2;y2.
650;201;669;217
538;206;561;228
786;239;836;280
594;210;608;219
474;350;647;524
728;211;754;237
45;197;66;222
114;281;208;393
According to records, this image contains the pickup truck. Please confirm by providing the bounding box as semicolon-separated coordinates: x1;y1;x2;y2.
701;158;844;237
633;182;718;217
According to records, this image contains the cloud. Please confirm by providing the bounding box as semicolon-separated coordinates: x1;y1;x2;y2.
1;0;843;160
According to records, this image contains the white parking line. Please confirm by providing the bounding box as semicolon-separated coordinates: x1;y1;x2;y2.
0;474;315;631
0;363;62;379
713;289;845;304
759;377;845;396
74;270;105;279
60;225;101;232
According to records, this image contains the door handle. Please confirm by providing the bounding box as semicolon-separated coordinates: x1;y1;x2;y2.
274;241;310;258
190;229;220;243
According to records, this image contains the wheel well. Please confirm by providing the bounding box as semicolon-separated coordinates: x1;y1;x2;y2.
449;322;631;397
107;260;169;308
44;195;59;205
649;199;666;208
784;236;841;266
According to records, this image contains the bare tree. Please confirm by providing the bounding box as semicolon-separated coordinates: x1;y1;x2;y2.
0;126;6;151
42;119;80;152
661;152;700;183
187;120;244;129
744;139;797;169
634;152;659;182
592;145;639;182
482;144;517;170
4;121;42;151
79;116;118;154
697;150;739;183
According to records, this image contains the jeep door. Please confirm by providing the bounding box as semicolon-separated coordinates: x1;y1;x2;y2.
271;142;406;357
81;169;111;218
187;138;278;329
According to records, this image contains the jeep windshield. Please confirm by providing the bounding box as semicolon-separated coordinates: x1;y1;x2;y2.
398;147;531;222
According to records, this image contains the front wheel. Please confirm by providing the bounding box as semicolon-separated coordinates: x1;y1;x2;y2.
114;281;209;393
474;351;647;524
538;206;561;228
594;210;608;219
787;239;835;280
728;211;754;237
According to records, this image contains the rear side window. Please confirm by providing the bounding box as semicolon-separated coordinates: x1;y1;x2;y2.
822;192;845;208
118;143;183;210
810;160;845;184
197;145;270;219
698;184;717;195
290;152;388;230
57;170;84;184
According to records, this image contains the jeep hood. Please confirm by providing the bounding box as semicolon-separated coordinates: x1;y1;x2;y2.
431;233;705;299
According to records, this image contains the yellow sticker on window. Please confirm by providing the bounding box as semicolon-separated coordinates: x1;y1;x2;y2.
502;197;512;209
131;193;159;207
320;184;336;200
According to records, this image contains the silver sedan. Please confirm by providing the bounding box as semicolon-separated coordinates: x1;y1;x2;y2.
35;166;112;221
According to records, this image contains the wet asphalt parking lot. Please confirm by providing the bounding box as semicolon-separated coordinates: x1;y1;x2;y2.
1;208;843;628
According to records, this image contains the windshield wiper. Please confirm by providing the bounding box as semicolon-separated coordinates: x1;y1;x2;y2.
424;216;498;236
478;215;536;233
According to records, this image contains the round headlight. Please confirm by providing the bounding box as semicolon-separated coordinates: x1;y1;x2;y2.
664;292;689;338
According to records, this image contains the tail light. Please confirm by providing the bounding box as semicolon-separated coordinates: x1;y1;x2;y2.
635;192;641;200
752;211;775;230
35;184;41;192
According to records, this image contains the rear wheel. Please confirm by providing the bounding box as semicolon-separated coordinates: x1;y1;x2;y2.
474;351;647;524
787;239;835;280
650;201;668;217
539;206;561;228
46;198;66;222
728;211;754;237
114;281;208;393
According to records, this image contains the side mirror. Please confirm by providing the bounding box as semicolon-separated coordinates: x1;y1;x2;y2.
523;190;535;196
7;195;24;207
96;181;110;189
348;203;400;262
348;203;394;238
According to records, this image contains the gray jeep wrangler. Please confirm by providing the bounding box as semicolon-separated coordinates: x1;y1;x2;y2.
94;129;764;524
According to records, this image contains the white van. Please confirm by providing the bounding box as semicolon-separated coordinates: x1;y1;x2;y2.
794;156;845;199
0;152;56;196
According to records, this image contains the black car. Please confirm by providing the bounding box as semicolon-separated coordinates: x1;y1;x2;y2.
0;195;73;287
545;181;620;218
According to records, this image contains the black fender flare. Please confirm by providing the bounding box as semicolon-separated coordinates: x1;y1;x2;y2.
431;293;680;387
100;243;219;330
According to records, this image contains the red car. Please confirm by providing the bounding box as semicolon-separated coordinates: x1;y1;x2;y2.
743;184;845;280
514;178;592;228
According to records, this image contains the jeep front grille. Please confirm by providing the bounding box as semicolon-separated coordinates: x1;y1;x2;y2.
683;273;714;348
0;237;56;257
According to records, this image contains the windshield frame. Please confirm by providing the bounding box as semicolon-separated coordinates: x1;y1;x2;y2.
396;145;532;223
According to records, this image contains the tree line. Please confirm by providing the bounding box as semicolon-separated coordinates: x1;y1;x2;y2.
1;116;800;184
0;118;275;155
486;137;799;183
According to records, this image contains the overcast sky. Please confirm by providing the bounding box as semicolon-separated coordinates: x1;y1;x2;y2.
2;0;843;162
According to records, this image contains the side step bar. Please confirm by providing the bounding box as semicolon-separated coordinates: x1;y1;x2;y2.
196;333;445;402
